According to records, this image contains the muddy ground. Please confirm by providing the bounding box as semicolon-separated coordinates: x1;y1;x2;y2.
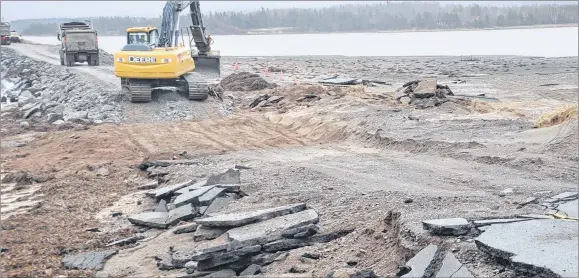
0;42;577;277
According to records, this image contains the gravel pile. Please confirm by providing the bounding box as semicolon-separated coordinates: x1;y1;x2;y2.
220;72;277;92
1;48;123;125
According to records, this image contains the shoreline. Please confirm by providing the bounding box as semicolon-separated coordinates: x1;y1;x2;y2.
21;23;578;37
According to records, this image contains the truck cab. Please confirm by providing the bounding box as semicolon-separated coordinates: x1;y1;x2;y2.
10;30;21;43
126;26;160;46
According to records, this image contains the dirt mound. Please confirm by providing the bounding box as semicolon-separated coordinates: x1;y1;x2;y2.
245;84;365;112
542;117;578;157
535;104;578;128
220;72;277;91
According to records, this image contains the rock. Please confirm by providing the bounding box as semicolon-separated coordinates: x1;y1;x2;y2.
137;181;158;190
196;245;262;271
226;209;320;245
167;204;198;226
128;212;170;229
146;180;195;199
198;187;226;206
52;119;65;125
240;264;262;276
206;168;241;186
194;225;228;241
200;193;237;216
175;181;204;195
155;199;168;212
156;253;177;270
96;167;109;177
422;218;471;236
310;227;355;243
46;112;63;123
106;235;144;247
475;219;577;277
100;104;115;112
518;197;538;207
174;222;199;234
17;91;35;107
22;102;44;119
302;252;320;260
67;111;88;120
215;184;241;193
206;269;237;278
403;198;413;204
473;218;531;227
499;188;514;197
61;250;118;270
263;238;310;252
174;185;215;208
282;223;319;238
289;266;307;273
401;244;439;278
195;203;307;228
551;192;578;201
183;260;199;272
412;79;437;98
19;121;30;128
435;252;474;278
51;104;65;115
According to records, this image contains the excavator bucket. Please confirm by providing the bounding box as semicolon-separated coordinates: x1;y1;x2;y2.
193;55;221;79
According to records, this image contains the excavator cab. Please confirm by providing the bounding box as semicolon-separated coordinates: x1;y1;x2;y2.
126;27;159;46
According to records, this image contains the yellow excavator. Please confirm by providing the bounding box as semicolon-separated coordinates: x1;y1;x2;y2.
113;1;220;102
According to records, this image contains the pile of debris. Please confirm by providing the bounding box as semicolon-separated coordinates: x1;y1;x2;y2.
118;167;349;276
0;48;123;125
220;72;277;92
127;168;244;230
166;203;325;276
395;79;455;109
398;191;578;278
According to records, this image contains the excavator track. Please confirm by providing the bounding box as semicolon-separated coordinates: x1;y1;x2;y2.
122;78;153;103
183;72;209;100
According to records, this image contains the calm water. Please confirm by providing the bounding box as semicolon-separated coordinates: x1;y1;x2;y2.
24;27;578;57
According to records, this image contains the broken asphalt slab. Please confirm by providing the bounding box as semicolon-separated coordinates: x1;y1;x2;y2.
174;186;215;208
226;209;319;244
147;180;195;199
556;200;578;218
401;244;439;278
62;250;118;271
422;218;472;236
475;219;578;277
194;203;307;228
435;252;474;278
128;204;197;229
206;168;240;186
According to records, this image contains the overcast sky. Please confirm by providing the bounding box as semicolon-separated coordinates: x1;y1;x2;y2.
1;1;575;21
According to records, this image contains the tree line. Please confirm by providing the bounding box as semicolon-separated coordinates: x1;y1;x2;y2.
11;2;579;36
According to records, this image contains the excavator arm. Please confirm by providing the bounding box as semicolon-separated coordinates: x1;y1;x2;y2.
157;0;220;77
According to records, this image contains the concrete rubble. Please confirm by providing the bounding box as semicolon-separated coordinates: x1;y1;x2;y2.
128;168;243;230
395;79;455;108
61;250;118;271
119;167;351;276
414;191;579;277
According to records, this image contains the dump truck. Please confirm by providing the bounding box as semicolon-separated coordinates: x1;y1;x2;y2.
113;0;221;102
10;30;22;43
56;21;99;66
0;22;11;45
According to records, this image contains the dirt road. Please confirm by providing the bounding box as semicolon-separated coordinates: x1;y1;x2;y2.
1;42;577;277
